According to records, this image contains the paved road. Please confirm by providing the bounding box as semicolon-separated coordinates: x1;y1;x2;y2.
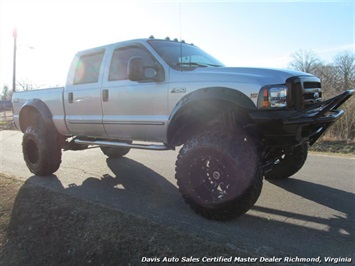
1;130;354;258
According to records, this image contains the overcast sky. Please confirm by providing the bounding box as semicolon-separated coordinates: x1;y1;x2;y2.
0;0;353;89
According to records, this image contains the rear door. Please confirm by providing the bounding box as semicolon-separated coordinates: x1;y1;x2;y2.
64;48;107;137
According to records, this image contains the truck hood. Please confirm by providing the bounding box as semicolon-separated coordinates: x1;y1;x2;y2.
191;67;314;85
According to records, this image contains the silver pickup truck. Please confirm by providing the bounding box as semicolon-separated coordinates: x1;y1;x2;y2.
12;37;354;220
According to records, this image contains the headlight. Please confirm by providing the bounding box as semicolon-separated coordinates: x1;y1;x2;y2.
258;85;288;109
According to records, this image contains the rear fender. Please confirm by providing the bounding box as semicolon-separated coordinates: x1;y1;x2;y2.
19;99;55;132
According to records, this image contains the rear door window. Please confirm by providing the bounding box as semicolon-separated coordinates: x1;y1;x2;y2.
74;50;105;84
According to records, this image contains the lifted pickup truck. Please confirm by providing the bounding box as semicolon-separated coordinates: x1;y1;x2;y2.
12;37;354;220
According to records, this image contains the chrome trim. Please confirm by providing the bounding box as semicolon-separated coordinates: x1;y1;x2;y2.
103;121;165;125
69;120;102;124
69;120;165;126
74;139;172;151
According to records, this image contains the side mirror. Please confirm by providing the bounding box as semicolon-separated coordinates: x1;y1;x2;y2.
128;56;144;81
144;67;158;79
128;56;158;82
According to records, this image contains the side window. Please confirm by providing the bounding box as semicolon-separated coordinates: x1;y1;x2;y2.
109;46;155;81
74;50;105;85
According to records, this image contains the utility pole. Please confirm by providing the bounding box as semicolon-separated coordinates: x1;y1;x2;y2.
12;27;17;92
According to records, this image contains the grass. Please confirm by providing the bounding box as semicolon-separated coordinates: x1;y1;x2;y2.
0;176;21;246
309;139;355;155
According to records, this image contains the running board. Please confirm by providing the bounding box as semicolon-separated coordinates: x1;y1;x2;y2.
74;139;173;151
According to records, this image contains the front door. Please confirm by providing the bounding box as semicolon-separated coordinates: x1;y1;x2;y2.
101;44;169;142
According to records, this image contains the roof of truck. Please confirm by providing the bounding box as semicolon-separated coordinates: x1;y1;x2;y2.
76;37;193;54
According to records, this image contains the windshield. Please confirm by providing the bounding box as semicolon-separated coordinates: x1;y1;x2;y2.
148;40;224;69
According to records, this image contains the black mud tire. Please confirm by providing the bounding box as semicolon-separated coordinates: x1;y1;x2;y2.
100;143;131;158
175;130;263;221
265;143;308;180
22;126;62;176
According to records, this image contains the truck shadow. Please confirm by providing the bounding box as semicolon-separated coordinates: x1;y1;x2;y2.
247;178;354;257
66;157;183;215
5;157;355;258
18;157;183;218
266;178;354;237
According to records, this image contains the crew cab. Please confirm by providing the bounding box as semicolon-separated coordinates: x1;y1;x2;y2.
12;37;354;220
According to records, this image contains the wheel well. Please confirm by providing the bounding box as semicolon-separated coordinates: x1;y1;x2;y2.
19;106;43;132
18;99;55;132
167;99;253;146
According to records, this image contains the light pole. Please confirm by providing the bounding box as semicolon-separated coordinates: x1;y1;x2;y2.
12;27;17;93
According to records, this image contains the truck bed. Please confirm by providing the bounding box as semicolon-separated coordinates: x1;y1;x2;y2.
12;87;69;135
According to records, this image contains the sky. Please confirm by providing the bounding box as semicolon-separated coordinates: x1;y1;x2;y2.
0;0;354;90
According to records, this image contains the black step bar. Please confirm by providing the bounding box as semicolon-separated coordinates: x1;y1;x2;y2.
74;139;174;151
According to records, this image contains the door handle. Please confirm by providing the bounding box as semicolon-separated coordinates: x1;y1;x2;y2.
68;92;73;103
102;89;109;102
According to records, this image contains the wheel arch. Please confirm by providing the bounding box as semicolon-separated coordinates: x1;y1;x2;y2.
18;99;56;132
167;87;257;146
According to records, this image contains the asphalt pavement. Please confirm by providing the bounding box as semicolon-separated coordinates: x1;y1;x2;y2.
1;130;354;259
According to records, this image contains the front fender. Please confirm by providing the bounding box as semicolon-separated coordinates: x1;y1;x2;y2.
167;87;257;145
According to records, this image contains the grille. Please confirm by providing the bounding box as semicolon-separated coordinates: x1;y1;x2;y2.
303;81;322;106
286;76;323;110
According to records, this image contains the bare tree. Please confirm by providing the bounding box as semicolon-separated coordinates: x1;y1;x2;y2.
1;85;13;100
331;51;355;140
313;64;338;98
333;51;355;92
16;78;44;91
288;50;355;140
288;49;322;75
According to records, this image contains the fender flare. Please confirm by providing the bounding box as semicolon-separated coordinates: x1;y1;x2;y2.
167;87;257;144
18;98;55;132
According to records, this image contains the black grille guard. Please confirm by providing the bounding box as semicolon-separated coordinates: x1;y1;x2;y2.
248;90;354;146
284;90;354;125
283;89;354;145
